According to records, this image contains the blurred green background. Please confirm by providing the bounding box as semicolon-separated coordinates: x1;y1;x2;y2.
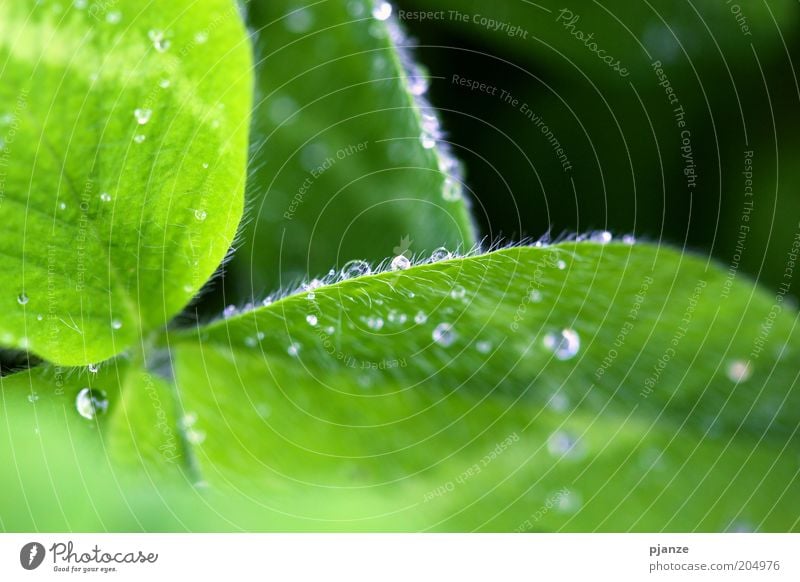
385;0;800;293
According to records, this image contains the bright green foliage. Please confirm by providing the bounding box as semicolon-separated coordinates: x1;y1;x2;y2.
0;0;252;365
169;243;800;530
231;0;476;296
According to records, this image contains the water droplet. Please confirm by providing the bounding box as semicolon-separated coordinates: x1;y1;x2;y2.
372;1;392;21
244;336;257;347
432;322;456;347
340;259;371;279
430;247;452;262
36;314;44;321
27;392;39;403
194;209;207;221
529;289;543;303
442;177;462;201
450;285;466;300
75;388;109;420
88;363;99;373
223;305;237;319
324;326;335;335
111;319;122;330
159;79;171;88
262;296;274;307
726;359;752;383
73;0;88;9
414;311;427;324
475;340;492;354
17;292;29;306
387;309;407;325
58;202;67;211
285;8;313;33
556;260;567;270
555;490;582;513
100;192;112;202
186;427;206;445
256;332;266;341
288;342;300;357
148;29;171;52
549;392;569;412
306;314;318;326
591;231;613;244
543;328;581;360
547;431;580;458
365;316;384;331
194;30;209;44
202;162;209;169
389;255;411;271
105;10;122;24
133;134;146;144
420;132;436;149
622;234;636;245
133;108;152;125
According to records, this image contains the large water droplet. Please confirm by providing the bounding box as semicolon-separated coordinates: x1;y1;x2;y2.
432;322;457;347
17;292;29;306
390;255;411;271
372;1;392;21
340;259;371;279
543;328;580;360
76;388;109;420
134;108;152;125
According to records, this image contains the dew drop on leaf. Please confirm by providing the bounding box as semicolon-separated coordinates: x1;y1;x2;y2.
27;392;39;403
387;309;407;324
390;255;411;271
16;292;28;306
372;1;392;21
543;328;581;360
529;289;543;303
194;209;207;221
726;359;752;383
450;285;466;300
547;431;580;458
88;363;99;373
340;259;371;279
194;31;209;44
365;316;384;330
106;10;122;24
100;192;112;202
432;322;457;347
555;490;582;513
414;311;428;324
111;319;122;330
288;342;301;357
148;29;171;52
133;134;146;144
306;314;318;326
420;131;436;149
133;108;152;125
75;388;109;420
591;231;613;244
475;340;492;354
430;247;452;262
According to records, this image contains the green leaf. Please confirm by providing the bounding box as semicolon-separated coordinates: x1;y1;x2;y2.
170;242;800;531
0;0;253;366
231;0;477;296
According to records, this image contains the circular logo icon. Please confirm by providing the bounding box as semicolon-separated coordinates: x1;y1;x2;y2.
20;542;45;570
